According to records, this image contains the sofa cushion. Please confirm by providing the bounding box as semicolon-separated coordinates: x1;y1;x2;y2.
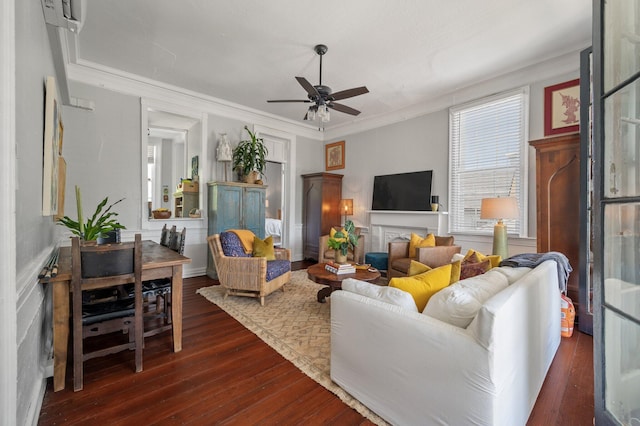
253;235;275;260
220;232;251;257
490;265;532;284
391;257;412;274
266;259;291;282
409;233;435;258
342;278;418;312
389;263;452;311
422;269;509;327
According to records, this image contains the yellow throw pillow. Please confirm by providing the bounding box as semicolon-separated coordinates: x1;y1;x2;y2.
408;260;431;276
389;263;452;311
253;236;275;260
409;233;436;258
449;259;462;284
486;255;502;268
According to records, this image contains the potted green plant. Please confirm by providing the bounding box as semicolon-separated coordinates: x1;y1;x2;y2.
58;186;128;277
327;220;358;264
57;185;126;243
232;125;268;183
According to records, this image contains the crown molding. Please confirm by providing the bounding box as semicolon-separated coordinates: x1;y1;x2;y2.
66;59;324;141
324;48;584;140
64;37;584;143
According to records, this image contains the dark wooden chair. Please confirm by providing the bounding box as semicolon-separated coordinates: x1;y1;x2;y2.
71;234;143;392
128;226;186;334
160;224;171;247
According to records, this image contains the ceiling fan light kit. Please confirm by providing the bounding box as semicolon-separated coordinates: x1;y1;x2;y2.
268;44;368;124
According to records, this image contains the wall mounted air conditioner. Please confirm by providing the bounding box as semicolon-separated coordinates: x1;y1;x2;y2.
40;0;86;33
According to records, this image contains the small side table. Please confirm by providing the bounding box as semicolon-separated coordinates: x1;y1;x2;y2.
307;263;381;303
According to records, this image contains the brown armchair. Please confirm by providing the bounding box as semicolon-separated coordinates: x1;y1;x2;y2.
318;227;365;264
387;236;461;279
207;232;291;306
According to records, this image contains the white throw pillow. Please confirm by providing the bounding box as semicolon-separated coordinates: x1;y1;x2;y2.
422;270;509;328
342;278;418;312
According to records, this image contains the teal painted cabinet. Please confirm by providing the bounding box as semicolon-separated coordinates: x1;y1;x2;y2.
207;182;266;278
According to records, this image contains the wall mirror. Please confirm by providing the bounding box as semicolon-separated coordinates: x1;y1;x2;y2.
141;100;207;229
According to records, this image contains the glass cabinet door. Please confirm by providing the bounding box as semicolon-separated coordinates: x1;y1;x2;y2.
594;0;640;424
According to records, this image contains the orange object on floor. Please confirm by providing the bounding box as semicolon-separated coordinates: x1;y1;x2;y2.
561;293;575;338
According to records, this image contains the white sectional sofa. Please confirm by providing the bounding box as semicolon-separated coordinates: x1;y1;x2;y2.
330;260;561;426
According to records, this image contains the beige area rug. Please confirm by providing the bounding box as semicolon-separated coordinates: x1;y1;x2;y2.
196;270;388;425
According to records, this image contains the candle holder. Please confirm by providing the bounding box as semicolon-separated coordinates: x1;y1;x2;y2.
431;195;440;212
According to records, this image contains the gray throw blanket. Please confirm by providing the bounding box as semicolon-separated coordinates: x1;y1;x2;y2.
499;252;572;294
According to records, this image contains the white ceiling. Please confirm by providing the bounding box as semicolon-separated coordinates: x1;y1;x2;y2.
73;0;592;131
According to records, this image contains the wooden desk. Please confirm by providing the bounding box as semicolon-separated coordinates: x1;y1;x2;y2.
41;240;191;392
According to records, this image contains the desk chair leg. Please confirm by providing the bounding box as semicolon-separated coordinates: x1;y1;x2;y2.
72;283;84;391
134;283;143;373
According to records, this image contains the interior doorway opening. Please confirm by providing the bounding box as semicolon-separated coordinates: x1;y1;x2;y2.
264;161;284;246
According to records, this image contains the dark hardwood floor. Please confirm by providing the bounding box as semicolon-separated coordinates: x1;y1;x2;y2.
38;261;594;425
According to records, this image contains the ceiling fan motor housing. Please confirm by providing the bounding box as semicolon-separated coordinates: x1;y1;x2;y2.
313;85;332;100
314;44;328;55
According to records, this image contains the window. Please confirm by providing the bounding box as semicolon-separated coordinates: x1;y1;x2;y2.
449;87;529;235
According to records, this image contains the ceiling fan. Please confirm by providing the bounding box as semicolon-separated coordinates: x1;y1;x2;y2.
267;44;369;122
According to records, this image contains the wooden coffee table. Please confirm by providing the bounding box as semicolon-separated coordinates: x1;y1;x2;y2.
307;263;381;303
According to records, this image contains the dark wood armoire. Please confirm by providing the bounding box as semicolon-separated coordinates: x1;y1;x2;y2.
530;133;580;309
301;173;343;260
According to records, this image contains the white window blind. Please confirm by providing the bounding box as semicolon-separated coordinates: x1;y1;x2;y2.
449;87;528;235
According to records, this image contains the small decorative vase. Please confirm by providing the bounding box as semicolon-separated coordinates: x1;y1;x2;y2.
335;250;348;264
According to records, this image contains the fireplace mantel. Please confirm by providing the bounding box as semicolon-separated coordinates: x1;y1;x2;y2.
368;210;449;252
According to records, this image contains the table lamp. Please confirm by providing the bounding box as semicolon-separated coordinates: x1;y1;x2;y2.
480;197;518;259
339;199;353;225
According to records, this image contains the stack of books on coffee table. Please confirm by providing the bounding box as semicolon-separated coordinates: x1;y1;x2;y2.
325;261;356;275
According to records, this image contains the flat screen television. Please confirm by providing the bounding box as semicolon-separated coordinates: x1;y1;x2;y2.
371;170;433;211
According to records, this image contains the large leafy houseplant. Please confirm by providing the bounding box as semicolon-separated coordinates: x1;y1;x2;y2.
232;125;268;182
327;220;358;256
57;185;125;241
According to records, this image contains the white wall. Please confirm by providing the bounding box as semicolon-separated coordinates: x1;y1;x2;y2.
11;0;63;424
327;55;581;256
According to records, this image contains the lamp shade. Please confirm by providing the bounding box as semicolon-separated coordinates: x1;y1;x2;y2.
339;199;354;216
480;197;518;220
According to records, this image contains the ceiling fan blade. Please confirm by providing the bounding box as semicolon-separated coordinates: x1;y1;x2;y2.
267;99;312;103
295;77;319;97
330;86;369;101
328;102;361;116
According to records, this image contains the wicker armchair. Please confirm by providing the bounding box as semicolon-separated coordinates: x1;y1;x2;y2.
207;232;291;306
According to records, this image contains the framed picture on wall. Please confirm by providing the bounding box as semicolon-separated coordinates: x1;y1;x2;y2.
544;78;580;136
325;140;345;171
43;76;62;216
